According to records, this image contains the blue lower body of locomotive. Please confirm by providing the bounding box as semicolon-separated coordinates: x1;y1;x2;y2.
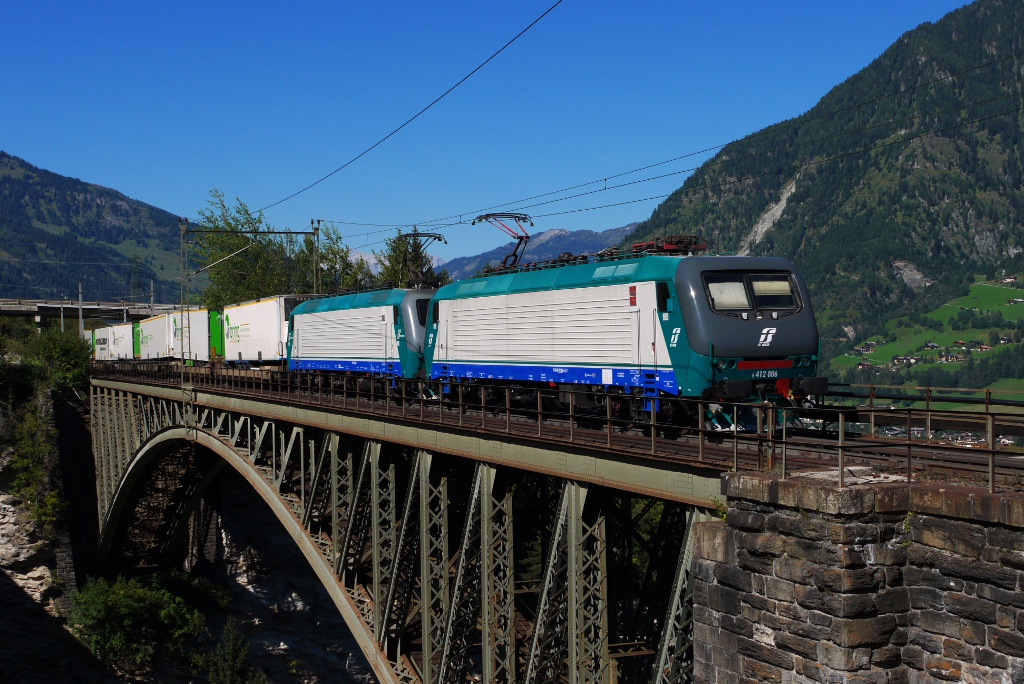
290;358;404;377
430;361;678;394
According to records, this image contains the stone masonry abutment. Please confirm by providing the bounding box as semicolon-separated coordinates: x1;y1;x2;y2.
692;474;1024;683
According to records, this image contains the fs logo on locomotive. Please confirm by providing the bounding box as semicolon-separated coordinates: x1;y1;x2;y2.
758;327;777;347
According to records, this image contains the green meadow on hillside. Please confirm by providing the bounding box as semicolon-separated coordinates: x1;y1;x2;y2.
831;277;1024;389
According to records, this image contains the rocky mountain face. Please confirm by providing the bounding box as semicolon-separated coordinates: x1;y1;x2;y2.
624;0;1024;341
442;223;637;280
0;152;180;302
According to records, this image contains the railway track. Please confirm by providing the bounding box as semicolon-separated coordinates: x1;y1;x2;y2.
93;364;1024;491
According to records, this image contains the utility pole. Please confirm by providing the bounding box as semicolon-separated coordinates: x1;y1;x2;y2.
150;278;155;312
311;219;321;295
78;280;84;337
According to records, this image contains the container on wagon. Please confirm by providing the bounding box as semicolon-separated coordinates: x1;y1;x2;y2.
108;323;135;361
93;327;111;361
170;310;211;363
138;314;172;361
224;296;311;365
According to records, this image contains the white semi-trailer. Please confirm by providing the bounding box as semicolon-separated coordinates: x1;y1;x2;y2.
224;296;309;364
93;327;111;361
170;310;211;363
139;314;172;360
108;323;135;360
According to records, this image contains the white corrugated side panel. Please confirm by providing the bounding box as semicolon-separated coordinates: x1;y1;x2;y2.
294;306;394;360
139;315;171;360
170;311;211;362
440;283;646;366
93;327;111;361
109;323;134;360
224;299;285;362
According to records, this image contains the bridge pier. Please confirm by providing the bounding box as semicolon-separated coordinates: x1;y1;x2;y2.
90;378;719;684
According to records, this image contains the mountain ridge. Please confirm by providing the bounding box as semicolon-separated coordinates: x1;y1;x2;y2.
441;223;637;280
0;151;181;302
622;0;1024;351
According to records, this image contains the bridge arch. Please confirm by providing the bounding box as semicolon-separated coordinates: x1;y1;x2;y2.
96;425;398;680
91;378;710;684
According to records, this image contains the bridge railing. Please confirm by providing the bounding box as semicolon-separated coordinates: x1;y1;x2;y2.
91;363;1024;492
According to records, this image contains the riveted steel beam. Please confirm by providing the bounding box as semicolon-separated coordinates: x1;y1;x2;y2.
92;380;722;508
652;507;699;684
380;450;422;657
371;443;398;635
419;451;449;684
481;465;516;683
525;479;588;684
437;462;485;684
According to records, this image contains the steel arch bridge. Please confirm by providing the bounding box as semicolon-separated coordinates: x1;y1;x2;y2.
90;377;721;684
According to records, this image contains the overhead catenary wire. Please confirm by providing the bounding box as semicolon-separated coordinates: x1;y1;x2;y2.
255;0;566;213
331;86;1024;241
403;48;1024;229
524;103;1024;222
339;101;1024;245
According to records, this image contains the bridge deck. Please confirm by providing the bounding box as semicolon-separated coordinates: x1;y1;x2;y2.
93;377;725;506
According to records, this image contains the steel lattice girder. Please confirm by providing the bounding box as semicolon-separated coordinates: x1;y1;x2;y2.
437;462;486;684
379;451;422;655
652;507;699;684
525;480;580;684
419;451;450;684
578;496;610;684
340;441;375;588
481;465;516;683
90;380;721;684
371;443;398;634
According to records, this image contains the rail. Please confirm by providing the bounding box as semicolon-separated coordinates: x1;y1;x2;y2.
91;363;1024;493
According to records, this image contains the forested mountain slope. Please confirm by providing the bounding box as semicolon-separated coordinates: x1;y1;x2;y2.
0;152;180;302
625;0;1024;346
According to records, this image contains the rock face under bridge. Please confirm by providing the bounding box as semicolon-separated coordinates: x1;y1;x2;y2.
692;474;1024;683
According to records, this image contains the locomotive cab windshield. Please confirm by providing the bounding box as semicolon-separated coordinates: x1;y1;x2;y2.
703;272;800;313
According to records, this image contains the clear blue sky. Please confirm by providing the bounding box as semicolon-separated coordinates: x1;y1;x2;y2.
2;0;969;261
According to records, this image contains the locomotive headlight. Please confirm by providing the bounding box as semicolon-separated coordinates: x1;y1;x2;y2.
715;359;727;370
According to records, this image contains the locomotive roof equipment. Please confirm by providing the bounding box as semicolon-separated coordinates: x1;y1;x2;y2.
473;213;534;270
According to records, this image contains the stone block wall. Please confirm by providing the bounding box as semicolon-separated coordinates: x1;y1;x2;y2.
692;474;1024;683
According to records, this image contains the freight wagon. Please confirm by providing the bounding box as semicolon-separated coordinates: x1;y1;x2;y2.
225;296;310;365
92;328;110;361
170;310;212;363
108;323;135;361
138;314;172;360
